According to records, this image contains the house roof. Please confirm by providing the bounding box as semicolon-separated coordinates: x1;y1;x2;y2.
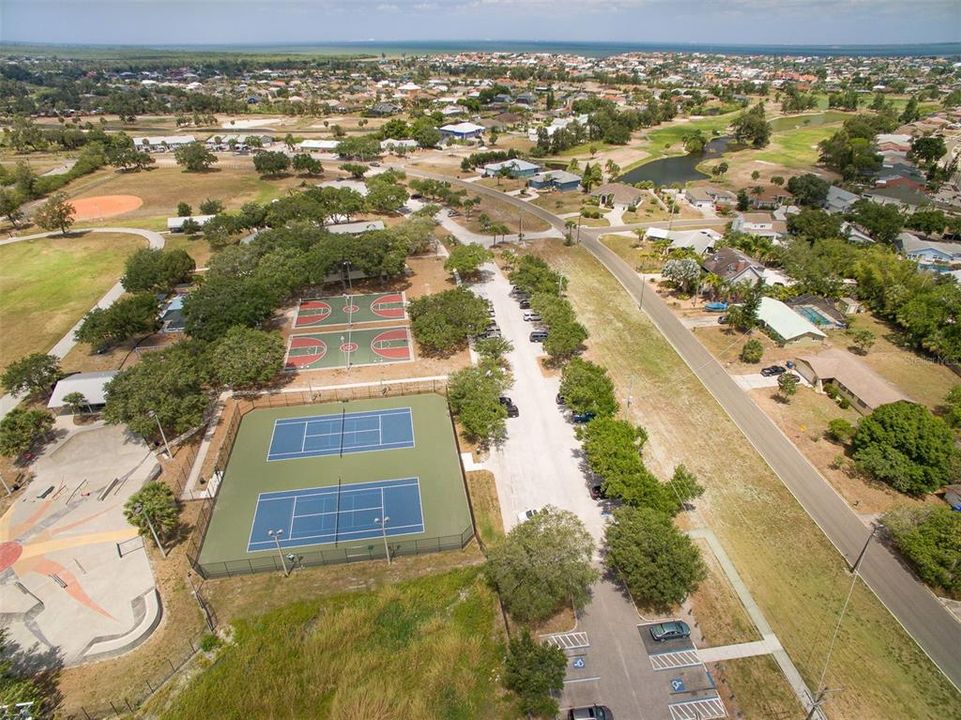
758;297;827;341
325;220;385;234
167;215;215;230
897;232;961;260
531;170;581;185
48;371;119;409
440;122;485;134
484;159;541;173
795;347;909;409
647;227;721;255
591;182;642;205
702;247;764;282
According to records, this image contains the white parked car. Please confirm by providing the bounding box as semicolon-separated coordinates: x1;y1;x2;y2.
516;508;540;524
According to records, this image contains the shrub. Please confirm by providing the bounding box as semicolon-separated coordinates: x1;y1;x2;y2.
199;634;221;652
739;338;764;363
827;418;856;444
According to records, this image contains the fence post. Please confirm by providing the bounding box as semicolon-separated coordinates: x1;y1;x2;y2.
82;706;92;720
168;657;176;673
109;700;120;715
124;697;134;713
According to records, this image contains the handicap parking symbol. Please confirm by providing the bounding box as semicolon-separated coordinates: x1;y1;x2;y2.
671;678;686;692
572;656;586;669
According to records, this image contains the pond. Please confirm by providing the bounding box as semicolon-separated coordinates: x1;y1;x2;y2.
617;136;731;186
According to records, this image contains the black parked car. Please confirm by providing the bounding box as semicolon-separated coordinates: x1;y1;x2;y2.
760;365;787;377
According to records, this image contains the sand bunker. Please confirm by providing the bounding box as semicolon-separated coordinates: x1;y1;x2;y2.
69;195;143;221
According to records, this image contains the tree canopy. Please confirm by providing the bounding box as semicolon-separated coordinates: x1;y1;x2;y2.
486;506;598;623
504;631;567;718
559;358;619;417
446;364;510;445
0;407;55;457
408;287;490;355
1;353;61;397
851;401;960;495
207;326;285;389
124;481;179;546
885;505;960;595
443;243;493;279
33;191;75;234
122;248;195;293
74;292;161;351
174;141;218;171
786;173;830;206
604;506;707;610
730;103;771;148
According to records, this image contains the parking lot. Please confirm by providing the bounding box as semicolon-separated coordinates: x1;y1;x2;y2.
473;263;725;719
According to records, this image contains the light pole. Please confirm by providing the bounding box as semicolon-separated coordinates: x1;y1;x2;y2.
343;260;353;292
134;503;167;558
267;528;289;577
807;524;881;720
147;410;172;459
374;515;391;565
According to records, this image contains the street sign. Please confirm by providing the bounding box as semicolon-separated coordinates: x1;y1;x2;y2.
572;656;586;669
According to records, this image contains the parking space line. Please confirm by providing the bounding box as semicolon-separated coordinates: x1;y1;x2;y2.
562;676;601;684
543;631;590;651
668;696;726;720
650;649;703;671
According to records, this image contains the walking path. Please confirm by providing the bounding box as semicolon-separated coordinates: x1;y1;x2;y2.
435;209;561;248
689;527;823;719
0;227;165;422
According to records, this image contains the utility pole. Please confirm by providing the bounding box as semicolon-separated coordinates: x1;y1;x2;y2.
148;410;172;459
135;503;167;558
267;528;289;577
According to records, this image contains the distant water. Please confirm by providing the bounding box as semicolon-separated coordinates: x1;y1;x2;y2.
10;40;961;59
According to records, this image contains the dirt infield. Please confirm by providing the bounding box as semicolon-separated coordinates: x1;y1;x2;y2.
69;195;144;220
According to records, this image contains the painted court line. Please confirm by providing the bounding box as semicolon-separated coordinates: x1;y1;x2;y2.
267;407;414;461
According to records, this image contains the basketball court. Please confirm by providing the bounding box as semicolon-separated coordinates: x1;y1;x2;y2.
293;292;407;329
284;326;413;371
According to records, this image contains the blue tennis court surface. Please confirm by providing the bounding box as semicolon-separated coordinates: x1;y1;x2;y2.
267;407;414;461
247;478;424;552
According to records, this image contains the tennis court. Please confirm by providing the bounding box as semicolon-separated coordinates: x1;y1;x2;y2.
195;394;474;575
293;292;407;328
246;478;424;552
284;326;413;371
267;407;414;461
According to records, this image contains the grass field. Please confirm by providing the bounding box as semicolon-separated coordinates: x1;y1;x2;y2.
535;239;961;720
198;394;472;574
530;191;589;215
64;165;304;227
465;470;504;546
0;232;145;372
464;194;551;234
157;567;511;720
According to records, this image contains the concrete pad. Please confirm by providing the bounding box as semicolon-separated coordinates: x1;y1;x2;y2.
0;423;161;666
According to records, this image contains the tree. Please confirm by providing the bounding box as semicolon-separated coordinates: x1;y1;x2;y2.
365;180;409;214
740;338;764;363
905;208;948;236
908;136;947;167
103;342;209;439
900;96;921;124
486;507;598;622
559;358;619;417
174;142;217;172
662;258;701;294
827;418;856;444
1;354;62;397
183;275;277;342
849;200;904;244
730;103;771;148
504;631;567;718
786;173;830;207
682;129;707;155
207;326;285;389
736;189;749;211
198;198;225;215
751;170;761;181
124;482;179;546
0;628;47;711
122;248;195;292
852;401;960;495
777;372;799;401
75;292;160;350
849;327;876;355
253;150;291;177
447;364;509;444
604;506;707;610
0;407;55;457
444;244;492;279
408;287;490;355
580;162;603;193
108;145;154;172
33;192;75;234
787;207;843;242
176;201;193;217
884;505;960;594
336;135;381;161
0;189;25;228
942;385;961;429
770;175;785;186
292;153;323;176
712;161;729;178
543;319;588;361
62;391;89;416
341;162;368;179
667;465;705;508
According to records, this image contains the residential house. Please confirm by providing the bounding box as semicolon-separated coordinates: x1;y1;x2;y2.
684;187;715;210
750;185;788;210
756;297;827;344
529;170;581;192
482;158;542;178
298;139;340;152
439;122;486;140
701;247;766;285
793;347;910;413
160;295;187;333
325;220;386;234
592;183;643;207
896;232;961;264
368;102;400;116
380;138;419;152
731;212;788;241
133;135;196;152
786;294;849;329
47;371;119;412
515;92;537;105
824;185;860;214
645;227;721;256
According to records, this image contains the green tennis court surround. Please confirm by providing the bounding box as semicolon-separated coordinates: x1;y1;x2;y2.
195;394;473;577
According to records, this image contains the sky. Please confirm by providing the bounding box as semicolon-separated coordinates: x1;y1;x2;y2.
1;0;959;47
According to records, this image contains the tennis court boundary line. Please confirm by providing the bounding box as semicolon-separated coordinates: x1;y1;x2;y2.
265;407;415;462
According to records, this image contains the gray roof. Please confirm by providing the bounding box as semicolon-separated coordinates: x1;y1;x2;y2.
897;232;961;260
531;170;581;184
795;347;909;409
757;297;826;342
48;371;118;409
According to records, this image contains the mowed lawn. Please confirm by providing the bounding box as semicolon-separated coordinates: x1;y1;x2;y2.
0;232;145;372
159;568;512;720
535;240;961;720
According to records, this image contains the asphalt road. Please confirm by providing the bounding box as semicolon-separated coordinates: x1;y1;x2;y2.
412;170;961;692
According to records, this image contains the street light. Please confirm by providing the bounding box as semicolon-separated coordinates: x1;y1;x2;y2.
343;260;353;291
133;503;167;558
267;529;289;577
147;409;172;459
374;515;391;565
